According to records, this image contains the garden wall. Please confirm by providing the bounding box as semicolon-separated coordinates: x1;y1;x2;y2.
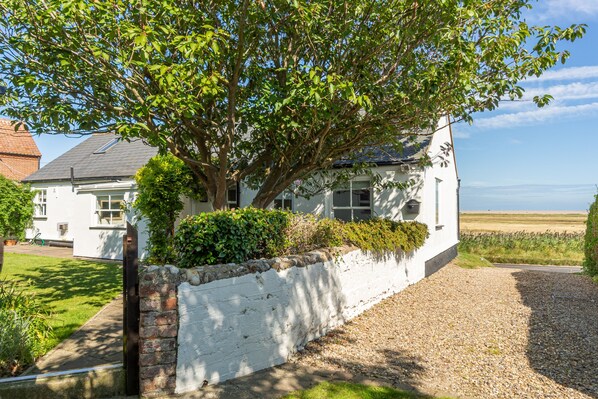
138;246;430;397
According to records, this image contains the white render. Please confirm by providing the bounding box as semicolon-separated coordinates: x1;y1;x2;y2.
176;248;428;393
26;179;146;260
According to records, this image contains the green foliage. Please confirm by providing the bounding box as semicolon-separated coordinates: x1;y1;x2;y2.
0;280;53;376
175;208;292;268
282;381;454;399
454;252;494;269
583;194;598;276
459;231;584;266
133;154;197;264
175;210;429;268
0;0;586;209
0;175;36;240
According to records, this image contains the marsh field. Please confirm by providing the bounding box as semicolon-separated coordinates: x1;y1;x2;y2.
459;212;587;265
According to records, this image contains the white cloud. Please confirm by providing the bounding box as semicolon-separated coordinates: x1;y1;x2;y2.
531;66;598;82
531;0;598;22
522;81;598;101
451;127;470;139
473;102;598;129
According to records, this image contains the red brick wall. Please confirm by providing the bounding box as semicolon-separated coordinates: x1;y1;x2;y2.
0;153;40;181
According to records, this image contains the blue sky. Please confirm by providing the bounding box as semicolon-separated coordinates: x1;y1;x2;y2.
455;0;598;211
17;1;598;211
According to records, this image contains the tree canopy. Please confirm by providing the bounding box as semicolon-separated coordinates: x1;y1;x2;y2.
0;0;585;209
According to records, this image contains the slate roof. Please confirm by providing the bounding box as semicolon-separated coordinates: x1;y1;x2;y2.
23;134;158;182
0;118;41;157
334;134;432;167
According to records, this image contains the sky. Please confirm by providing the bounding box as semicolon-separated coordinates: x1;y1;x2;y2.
454;0;598;211
10;0;598;211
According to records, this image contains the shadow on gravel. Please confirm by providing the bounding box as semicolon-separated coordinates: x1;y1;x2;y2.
297;323;427;393
514;270;598;398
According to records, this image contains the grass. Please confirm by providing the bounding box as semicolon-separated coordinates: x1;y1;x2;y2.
453;252;493;269
459;231;584;266
281;382;455;399
1;253;122;353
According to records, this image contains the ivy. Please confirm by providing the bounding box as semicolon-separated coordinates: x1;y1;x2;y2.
0;175;35;241
133;154;197;264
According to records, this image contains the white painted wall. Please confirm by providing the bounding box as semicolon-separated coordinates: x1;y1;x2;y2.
27;180;142;260
175;248;426;393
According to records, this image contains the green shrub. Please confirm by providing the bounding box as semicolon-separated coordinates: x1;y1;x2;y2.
133;154;199;264
175;208;291;268
0;280;53;376
0;175;36;240
174;209;429;267
584;193;598;276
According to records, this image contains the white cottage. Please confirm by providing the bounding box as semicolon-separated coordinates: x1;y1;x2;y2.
25;116;459;267
23;135;157;259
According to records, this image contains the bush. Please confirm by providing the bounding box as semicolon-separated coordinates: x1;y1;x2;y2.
175;208;291;268
584;193;598;276
134;154;199;264
0;280;53;376
174;209;429;268
0;175;36;240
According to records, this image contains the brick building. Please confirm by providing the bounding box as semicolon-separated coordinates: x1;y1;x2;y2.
0;118;41;181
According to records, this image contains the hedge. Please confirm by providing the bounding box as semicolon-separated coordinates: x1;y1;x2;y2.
584;193;598;276
174;208;429;268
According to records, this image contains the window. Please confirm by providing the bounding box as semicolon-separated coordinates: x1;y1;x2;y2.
273;191;294;211
435;178;441;226
34;189;47;217
227;185;239;209
332;180;372;222
93;138;119;154
96;194;125;226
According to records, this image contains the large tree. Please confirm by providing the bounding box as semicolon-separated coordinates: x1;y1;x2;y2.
0;0;585;209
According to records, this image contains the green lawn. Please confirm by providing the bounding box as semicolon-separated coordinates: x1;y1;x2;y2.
1;253;122;353
281;382;455;399
453;252;494;269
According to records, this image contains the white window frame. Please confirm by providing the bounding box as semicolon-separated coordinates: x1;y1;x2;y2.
94;193;125;227
435;178;442;227
273;190;294;211
34;189;47;217
332;179;372;222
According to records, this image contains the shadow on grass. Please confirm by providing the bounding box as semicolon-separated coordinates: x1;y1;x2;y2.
11;258;122;309
514;270;598;399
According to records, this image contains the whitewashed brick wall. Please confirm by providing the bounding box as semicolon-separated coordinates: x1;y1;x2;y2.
175;248;425;394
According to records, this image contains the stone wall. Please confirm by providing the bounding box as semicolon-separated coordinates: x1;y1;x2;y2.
137;246;436;397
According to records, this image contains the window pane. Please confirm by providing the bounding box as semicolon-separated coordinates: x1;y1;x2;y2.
273;199;283;209
333;189;350;207
334;209;352;222
227;188;237;203
110;211;124;224
283;199;293;210
110;200;122;210
98;211;111;225
352;188;371;207
352;181;369;190
353;209;372;221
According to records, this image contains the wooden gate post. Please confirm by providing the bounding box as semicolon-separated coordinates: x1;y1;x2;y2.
123;222;140;395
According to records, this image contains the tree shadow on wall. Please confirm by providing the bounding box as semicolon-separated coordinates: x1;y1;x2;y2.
175;256;428;395
514;270;598;399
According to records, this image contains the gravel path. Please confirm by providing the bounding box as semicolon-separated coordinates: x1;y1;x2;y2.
291;264;598;399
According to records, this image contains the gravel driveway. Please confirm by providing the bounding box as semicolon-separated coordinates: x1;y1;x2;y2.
291;264;598;399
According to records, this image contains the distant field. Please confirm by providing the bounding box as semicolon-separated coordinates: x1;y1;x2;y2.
460;212;587;233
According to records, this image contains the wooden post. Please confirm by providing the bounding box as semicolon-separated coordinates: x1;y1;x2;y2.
0;237;4;274
123;222;140;395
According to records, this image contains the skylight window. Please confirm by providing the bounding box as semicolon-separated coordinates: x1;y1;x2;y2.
94;138;119;154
